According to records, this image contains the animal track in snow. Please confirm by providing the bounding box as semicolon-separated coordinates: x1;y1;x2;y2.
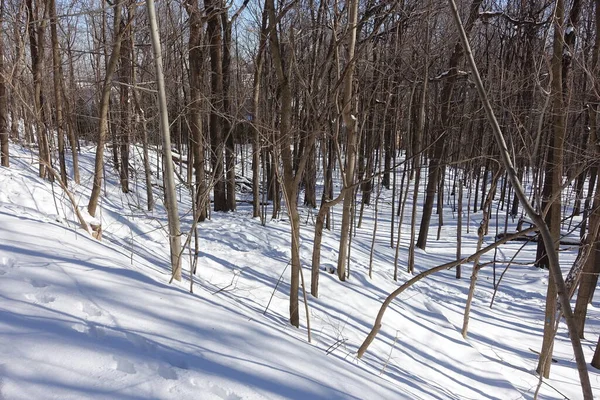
71;320;107;340
0;257;16;275
71;323;87;334
113;356;136;374
0;257;15;268
26;279;49;288
79;302;103;318
24;293;56;304
209;383;243;400
125;332;156;352
157;364;178;380
165;356;188;370
86;323;106;339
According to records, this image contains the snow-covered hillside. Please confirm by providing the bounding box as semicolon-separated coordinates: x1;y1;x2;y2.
0;144;598;399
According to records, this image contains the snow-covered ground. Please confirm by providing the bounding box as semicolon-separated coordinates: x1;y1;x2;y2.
0;143;599;399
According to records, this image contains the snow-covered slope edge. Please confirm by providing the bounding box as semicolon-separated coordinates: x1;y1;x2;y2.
0;204;406;400
3;143;597;399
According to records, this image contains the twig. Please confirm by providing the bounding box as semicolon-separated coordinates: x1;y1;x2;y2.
263;260;290;315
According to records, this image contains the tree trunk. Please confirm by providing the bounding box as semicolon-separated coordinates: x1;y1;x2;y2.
185;0;207;221
48;0;67;183
592;335;600;369
147;0;182;281
118;12;133;193
64;36;80;184
536;0;568;379
88;0;123;217
206;0;227;212
265;0;297;326
27;0;50;179
222;12;236;212
416;0;483;250
0;0;7;168
456;179;463;278
336;0;359;281
251;11;267;219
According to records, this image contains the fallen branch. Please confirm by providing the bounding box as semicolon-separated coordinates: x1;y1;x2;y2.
44;164;93;237
357;226;536;358
448;0;592;397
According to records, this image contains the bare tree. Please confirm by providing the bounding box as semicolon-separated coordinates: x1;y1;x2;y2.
0;0;7;168
88;0;124;218
336;0;359;281
146;0;182;281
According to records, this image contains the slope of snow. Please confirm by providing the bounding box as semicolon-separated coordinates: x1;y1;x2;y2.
0;143;598;399
0;209;409;400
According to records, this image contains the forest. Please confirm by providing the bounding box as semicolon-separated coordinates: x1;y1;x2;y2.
0;0;600;399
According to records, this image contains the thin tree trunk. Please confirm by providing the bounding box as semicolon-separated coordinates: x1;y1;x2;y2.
456;178;463;278
592;335;600;369
48;0;67;184
184;0;207;221
462;172;498;338
251;11;267;219
537;0;568;379
118;10;133;193
416;0;484;250
147;0;182;281
0;0;7;168
27;0;50;179
64;36;80;183
265;0;314;327
88;0;123;217
335;0;359;281
206;0;227;212
222;12;236;212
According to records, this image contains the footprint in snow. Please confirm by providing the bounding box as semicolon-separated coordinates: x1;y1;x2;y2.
24;293;56;304
26;278;49;288
165;356;188;370
71;323;87;334
209;383;243;400
157;364;178;380
70;321;106;339
86;323;107;339
113;356;136;375
125;332;156;353
79;302;103;318
0;257;16;275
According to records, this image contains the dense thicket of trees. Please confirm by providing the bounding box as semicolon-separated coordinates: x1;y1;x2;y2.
1;0;599;396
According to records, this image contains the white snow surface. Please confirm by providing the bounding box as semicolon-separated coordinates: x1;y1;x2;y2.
1;143;599;399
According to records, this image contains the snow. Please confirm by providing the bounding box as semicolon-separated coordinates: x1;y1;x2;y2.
566;25;575;35
0;143;599;399
433;70;469;80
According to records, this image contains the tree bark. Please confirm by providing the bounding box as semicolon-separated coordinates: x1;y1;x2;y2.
118;12;133;193
416;0;483;250
336;0;359;281
206;0;227;212
27;0;50;180
221;11;236;212
88;0;123;217
536;0;568;379
184;0;207;221
147;0;183;281
251;11;267;219
0;0;7;168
